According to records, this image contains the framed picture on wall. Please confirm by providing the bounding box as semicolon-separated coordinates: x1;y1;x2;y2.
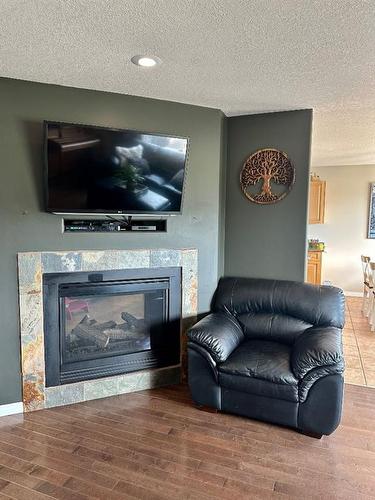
368;183;375;238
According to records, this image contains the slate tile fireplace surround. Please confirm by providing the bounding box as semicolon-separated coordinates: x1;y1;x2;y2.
18;248;197;411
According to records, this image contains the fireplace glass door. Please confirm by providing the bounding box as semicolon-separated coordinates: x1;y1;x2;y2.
62;289;165;363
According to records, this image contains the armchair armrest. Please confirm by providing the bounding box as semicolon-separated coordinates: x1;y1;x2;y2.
292;326;344;380
187;312;244;363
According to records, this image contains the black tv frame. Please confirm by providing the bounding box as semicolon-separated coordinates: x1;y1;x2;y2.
43;120;190;216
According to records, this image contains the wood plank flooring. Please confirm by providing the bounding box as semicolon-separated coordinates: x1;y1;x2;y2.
0;383;374;499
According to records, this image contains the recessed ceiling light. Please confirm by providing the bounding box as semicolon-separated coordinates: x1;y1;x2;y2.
131;55;161;67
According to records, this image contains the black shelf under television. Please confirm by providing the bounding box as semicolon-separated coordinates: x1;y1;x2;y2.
63;218;167;233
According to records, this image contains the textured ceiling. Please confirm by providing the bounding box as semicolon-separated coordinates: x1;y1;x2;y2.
1;0;375;166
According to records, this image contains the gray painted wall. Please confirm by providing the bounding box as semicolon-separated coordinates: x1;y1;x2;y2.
217;117;228;277
224;110;312;280
0;78;225;405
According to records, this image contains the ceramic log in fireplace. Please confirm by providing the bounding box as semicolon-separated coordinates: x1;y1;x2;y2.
43;267;181;386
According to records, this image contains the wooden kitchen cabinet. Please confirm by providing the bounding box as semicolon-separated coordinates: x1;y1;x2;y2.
309;175;326;224
307;250;322;285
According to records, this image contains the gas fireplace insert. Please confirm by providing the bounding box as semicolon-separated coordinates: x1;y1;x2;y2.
43;267;181;386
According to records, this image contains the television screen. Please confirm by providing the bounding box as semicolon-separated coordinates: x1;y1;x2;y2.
45;122;189;214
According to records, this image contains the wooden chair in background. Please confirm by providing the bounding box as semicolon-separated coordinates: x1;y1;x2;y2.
361;255;372;317
369;262;375;330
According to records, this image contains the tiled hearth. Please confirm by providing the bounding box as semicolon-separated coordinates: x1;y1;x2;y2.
18;248;197;412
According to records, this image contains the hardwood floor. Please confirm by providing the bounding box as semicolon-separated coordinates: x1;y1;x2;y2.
0;383;374;499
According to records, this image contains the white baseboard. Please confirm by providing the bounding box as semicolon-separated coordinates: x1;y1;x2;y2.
344;291;363;297
0;402;23;417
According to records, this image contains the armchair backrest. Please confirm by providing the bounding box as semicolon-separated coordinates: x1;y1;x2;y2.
213;277;345;345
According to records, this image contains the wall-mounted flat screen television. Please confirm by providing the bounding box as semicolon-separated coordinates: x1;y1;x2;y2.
44;121;189;215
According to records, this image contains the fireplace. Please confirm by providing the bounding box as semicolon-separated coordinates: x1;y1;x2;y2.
18;248;196;411
43;267;181;386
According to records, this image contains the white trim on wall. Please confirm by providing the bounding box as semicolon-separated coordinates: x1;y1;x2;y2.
0;402;23;417
344;291;363;297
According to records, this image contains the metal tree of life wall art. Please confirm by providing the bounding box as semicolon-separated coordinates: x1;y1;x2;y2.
240;148;295;204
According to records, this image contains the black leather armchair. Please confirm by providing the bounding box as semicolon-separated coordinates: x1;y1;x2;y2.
187;277;345;437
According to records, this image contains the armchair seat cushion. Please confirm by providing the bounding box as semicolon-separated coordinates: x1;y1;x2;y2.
218;340;299;402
